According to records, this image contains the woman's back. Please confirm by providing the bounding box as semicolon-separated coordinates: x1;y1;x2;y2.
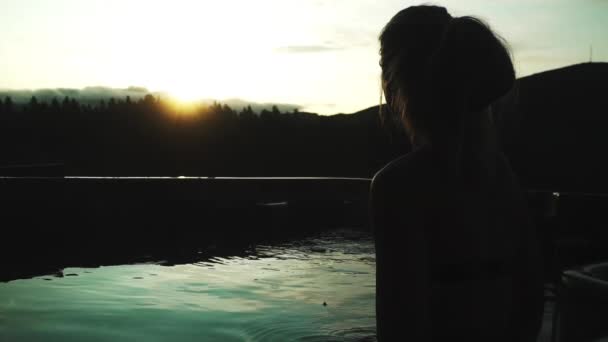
374;5;544;340
371;145;544;341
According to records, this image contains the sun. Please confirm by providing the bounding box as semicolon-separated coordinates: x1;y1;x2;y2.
103;1;288;109
170;85;203;103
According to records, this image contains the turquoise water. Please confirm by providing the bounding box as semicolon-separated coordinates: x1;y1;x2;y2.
0;230;376;341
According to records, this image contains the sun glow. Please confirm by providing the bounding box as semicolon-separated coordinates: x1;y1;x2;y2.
170;85;204;103
92;0;380;114
0;0;393;114
91;0;283;106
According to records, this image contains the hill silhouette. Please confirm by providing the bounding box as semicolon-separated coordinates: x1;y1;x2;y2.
506;62;608;192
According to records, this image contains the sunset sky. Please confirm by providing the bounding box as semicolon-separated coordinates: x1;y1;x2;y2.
1;0;606;114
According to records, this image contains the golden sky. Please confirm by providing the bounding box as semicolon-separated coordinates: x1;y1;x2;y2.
1;0;606;114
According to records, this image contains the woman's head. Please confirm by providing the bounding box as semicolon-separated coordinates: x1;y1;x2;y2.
379;5;514;145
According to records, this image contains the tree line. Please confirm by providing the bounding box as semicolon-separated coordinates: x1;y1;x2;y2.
0;95;409;177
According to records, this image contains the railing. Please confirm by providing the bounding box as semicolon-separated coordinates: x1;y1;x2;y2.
0;177;372;281
2;177;608;283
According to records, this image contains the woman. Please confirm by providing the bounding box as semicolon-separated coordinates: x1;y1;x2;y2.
371;5;544;341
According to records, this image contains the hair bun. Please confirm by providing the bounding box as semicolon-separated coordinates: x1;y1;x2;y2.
427;17;515;113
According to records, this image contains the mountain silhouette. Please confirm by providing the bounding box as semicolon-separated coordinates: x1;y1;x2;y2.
505;62;608;192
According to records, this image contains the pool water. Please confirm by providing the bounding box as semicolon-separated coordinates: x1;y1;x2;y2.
0;229;377;341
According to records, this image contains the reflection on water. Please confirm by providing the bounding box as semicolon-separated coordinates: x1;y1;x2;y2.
0;229;376;341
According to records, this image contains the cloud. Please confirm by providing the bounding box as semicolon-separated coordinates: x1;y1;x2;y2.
219;98;301;113
274;44;344;53
0;86;160;105
274;28;378;54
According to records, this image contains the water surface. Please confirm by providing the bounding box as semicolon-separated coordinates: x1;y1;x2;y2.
0;229;376;341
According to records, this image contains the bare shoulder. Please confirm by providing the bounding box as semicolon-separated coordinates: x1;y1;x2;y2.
371;146;433;197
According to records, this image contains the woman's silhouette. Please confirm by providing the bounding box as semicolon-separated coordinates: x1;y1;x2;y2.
371;5;544;341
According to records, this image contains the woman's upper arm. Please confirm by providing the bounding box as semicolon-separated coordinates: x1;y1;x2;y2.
370;170;432;341
370;174;388;239
498;153;544;340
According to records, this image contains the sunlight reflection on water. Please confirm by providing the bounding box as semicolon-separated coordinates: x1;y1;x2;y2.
0;229;377;342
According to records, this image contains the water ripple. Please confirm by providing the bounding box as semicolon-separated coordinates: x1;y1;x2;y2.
0;228;376;341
